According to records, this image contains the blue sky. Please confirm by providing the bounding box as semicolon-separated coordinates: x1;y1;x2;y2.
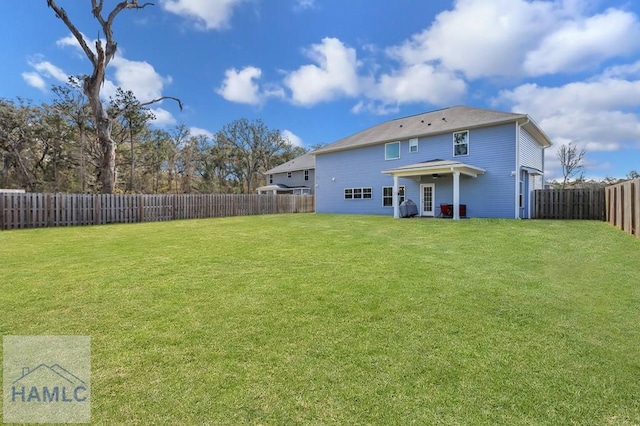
1;0;639;180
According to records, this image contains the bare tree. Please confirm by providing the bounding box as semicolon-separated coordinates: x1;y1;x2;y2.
46;1;181;193
558;142;586;189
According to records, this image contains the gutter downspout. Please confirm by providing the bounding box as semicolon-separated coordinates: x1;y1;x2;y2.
515;118;530;219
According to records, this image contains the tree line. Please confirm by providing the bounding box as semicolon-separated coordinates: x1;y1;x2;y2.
549;142;638;189
0;80;306;194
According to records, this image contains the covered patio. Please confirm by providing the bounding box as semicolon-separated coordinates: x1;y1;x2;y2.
256;183;311;195
381;159;486;220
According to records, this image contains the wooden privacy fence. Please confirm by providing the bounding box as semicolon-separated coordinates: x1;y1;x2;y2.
605;179;640;238
0;193;315;230
534;188;605;220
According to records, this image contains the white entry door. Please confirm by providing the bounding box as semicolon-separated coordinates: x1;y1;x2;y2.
420;184;435;216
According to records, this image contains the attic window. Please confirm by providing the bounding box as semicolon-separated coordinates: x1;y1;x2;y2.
287;172;292;178
269;174;273;184
453;131;469;156
385;141;400;160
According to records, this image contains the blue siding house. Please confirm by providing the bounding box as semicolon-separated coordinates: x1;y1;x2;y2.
312;106;552;219
257;152;315;194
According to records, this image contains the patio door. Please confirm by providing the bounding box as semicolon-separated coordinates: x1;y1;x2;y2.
420;183;435;216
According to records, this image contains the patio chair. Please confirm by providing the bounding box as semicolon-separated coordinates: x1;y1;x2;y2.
439;203;453;218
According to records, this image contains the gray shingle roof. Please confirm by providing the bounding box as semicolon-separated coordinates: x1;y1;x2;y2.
313;106;550;154
264;151;315;174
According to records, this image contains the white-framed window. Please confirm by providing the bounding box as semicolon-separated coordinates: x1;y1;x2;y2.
287;172;292;178
385;141;400;160
519;180;524;209
269;174;273;184
382;186;405;207
409;138;418;153
344;187;372;200
453;131;469;156
304;170;309;181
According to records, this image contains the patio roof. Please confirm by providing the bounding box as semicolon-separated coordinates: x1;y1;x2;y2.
256;184;311;193
381;159;486;178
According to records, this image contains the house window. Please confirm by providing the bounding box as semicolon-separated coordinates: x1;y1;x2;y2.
269;174;273;184
409;138;418;153
382;186;405;207
304;170;309;181
345;187;372;200
385;141;400;160
453;131;469;156
287;172;292;178
519;180;524;209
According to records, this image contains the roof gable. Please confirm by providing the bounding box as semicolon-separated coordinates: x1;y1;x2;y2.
313;106;550;154
264;152;315;175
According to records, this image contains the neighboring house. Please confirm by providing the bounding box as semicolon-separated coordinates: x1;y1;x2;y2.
312;106;552;219
256;152;315;195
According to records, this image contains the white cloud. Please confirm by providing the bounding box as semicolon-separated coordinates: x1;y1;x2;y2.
31;61;69;82
495;73;640;178
190;127;215;139
351;101;400;116
389;0;558;79
161;0;245;30
284;37;360;106
371;63;466;106
499;80;640;116
23;59;69;91
217;66;262;105
524;9;640;75
216;67;285;105
110;56;171;102
387;0;640;79
56;33;83;49
294;0;315;11
149;107;177;126
600;60;640;80
21;72;47;90
281;129;303;147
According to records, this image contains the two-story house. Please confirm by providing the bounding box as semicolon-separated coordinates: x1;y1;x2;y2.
256;152;315;195
312;106;552;219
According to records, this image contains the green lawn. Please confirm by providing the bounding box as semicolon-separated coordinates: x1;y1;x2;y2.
1;215;639;425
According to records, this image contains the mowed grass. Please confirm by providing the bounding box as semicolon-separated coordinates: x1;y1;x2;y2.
1;214;639;425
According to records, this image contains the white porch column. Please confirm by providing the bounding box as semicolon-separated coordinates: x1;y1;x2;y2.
453;171;460;220
393;175;400;219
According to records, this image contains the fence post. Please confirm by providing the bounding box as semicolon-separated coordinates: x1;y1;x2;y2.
631;180;640;237
172;194;176;220
0;192;4;230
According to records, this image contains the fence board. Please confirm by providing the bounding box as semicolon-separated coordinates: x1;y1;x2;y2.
534;188;605;220
0;193;314;230
604;180;640;238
